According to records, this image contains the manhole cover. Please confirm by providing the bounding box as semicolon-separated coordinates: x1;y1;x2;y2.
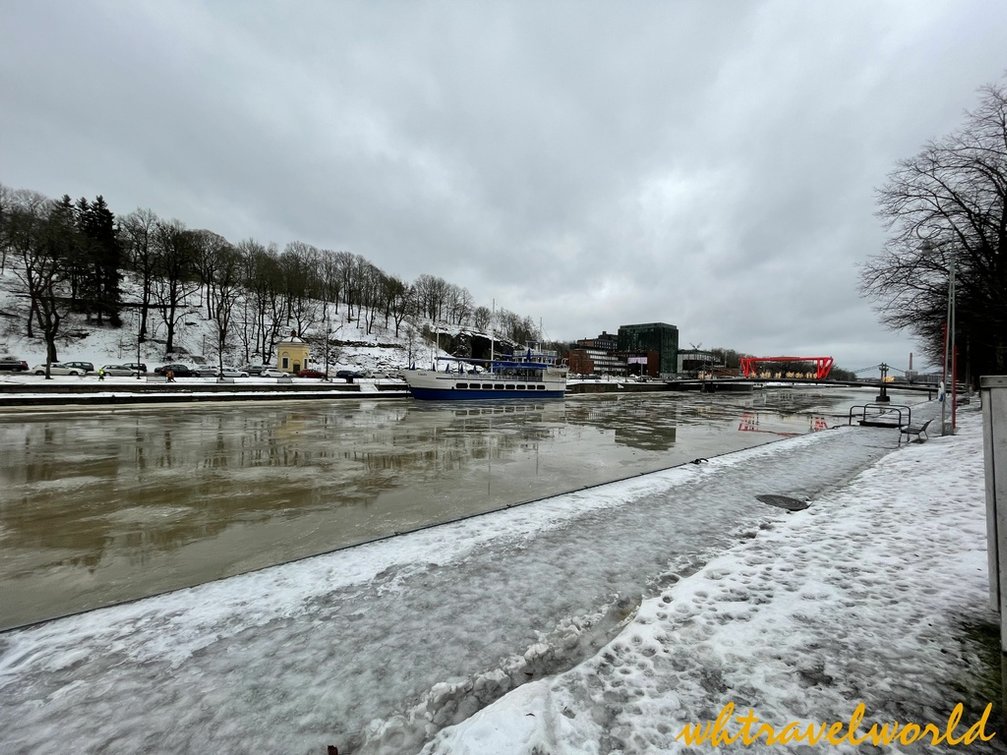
756;494;809;511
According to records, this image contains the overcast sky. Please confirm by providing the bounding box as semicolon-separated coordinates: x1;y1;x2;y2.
3;1;1006;373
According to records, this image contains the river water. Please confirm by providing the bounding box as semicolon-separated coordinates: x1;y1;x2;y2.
0;386;925;629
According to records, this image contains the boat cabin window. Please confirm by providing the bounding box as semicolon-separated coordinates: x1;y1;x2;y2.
456;383;468;389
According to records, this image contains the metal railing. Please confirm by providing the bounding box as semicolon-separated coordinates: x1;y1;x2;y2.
847;402;912;428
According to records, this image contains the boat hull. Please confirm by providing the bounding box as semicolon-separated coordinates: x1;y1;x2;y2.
404;368;566;401
408;386;566;400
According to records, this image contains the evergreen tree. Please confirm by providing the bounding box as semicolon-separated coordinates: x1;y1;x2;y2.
74;195;122;326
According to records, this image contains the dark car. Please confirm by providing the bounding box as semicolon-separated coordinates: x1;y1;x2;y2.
0;356;29;372
121;362;147;374
63;361;95;373
297;368;327;378
241;364;266;376
335;369;368;379
154;363;197;377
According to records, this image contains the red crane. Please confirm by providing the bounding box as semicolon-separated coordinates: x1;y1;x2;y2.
739;356;835;380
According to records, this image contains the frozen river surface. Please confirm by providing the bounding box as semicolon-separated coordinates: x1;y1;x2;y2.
0;390;938;753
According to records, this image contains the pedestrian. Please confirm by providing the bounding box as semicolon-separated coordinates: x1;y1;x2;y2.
97;366;105;381
166;368;175;383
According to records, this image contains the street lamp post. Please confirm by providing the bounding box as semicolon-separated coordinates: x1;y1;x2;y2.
323;306;330;381
876;362;890;403
940;252;957;436
136;307;143;381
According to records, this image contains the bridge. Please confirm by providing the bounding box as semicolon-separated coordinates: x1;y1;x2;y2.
668;376;938;395
746;377;938;395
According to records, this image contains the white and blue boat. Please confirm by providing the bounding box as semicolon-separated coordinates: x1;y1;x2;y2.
403;353;567;400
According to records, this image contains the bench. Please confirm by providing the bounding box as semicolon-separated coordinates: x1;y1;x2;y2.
898;418;933;445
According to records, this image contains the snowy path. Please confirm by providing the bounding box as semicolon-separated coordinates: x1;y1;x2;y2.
0;405;938;753
425;407;998;754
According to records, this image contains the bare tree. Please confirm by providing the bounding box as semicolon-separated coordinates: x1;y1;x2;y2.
319;249;343;306
861;80;1007;386
447;284;474;326
8;192;74;367
473;305;492;332
333;250;356;318
0;183;14;274
191;230;230;320
357;260;384;334
413;274;450;323
380;274;411;334
281;242;320;336
210;243;242;374
120;208;160;341
152;220;200;355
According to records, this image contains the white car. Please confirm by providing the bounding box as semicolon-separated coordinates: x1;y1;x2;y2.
32;363;85;376
218;366;250;378
260;368;289;378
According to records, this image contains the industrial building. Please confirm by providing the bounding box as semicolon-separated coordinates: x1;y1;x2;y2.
617;323;679;376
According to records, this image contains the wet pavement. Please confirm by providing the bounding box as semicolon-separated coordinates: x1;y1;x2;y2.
0;387;925;629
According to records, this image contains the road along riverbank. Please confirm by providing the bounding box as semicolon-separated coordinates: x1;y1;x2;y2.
0;378;407;406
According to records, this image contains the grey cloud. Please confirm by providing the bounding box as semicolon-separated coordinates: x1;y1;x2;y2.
2;0;1004;372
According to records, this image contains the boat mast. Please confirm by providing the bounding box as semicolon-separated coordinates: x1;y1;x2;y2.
490;299;495;364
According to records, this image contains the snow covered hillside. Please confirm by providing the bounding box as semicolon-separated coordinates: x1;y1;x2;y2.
0;264;455;374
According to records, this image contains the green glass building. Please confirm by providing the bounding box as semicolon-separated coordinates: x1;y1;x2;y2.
617;322;680;375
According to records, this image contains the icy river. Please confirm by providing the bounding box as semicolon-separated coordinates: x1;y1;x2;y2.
0;386;925;630
0;386;939;753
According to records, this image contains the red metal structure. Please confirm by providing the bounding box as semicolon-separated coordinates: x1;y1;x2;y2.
739;356;835;380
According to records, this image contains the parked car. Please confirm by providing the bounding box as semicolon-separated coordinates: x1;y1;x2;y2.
260;368;289;378
335;369;368;380
194;366;219;377
62;361;95;373
0;356;29;372
218;366;250;378
32;363;86;376
296;368;327;378
241;364;266;376
100;364;142;376
121;362;147;374
154;363;197;378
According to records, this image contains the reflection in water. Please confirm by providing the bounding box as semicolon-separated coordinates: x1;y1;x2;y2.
0;388;925;628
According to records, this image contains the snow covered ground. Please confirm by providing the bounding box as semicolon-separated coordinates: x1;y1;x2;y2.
424;405;1001;754
0;401;995;754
